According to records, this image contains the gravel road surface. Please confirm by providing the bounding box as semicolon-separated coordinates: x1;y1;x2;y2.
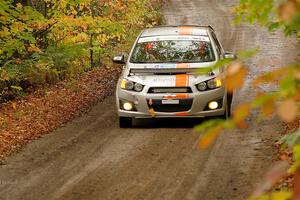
0;0;297;200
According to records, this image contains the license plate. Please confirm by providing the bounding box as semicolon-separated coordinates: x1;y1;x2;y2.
161;99;180;105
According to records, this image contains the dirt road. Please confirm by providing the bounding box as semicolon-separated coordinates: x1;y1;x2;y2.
0;1;297;200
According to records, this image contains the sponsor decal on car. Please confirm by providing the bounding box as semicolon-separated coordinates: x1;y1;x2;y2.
138;35;209;43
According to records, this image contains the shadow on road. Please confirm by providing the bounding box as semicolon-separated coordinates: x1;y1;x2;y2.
133;117;217;129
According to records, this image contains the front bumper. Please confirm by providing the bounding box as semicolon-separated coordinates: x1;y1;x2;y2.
116;86;227;119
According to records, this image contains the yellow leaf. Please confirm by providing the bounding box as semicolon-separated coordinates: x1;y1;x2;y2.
16;3;22;9
149;108;155;117
28;44;42;53
261;97;276;117
271;191;292;200
277;99;298;122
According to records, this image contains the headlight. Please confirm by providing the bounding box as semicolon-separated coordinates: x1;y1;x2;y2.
120;79;144;92
207;78;222;89
196;78;222;91
134;83;144;92
125;81;134;90
197;82;207;91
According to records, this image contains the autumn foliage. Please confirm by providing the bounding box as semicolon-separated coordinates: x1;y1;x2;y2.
0;67;120;159
0;0;163;159
0;0;162;102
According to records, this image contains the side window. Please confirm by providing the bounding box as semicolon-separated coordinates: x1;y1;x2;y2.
211;32;223;56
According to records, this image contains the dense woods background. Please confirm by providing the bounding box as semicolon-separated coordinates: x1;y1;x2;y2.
0;0;162;103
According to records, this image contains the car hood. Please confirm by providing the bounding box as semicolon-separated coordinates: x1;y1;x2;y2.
124;62;219;87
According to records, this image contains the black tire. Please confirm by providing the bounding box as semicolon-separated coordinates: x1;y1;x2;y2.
228;103;232;118
222;93;233;119
227;93;233;117
119;117;133;128
222;102;229;119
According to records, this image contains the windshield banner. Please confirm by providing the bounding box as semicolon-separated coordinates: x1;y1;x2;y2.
138;35;210;43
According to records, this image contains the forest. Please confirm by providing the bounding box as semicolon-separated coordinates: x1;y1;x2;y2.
0;0;162;102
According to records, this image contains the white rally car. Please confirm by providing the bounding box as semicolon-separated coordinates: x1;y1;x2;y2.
113;25;235;128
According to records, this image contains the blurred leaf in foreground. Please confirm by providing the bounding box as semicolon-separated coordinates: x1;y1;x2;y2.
252;161;290;199
294;168;300;200
198;126;222;150
224;62;247;93
279;0;299;22
233;103;251;128
277;99;298;123
281;128;300;149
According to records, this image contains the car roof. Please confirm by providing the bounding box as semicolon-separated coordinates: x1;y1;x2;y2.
140;25;214;37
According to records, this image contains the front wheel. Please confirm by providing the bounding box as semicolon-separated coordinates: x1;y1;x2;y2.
119;117;133;128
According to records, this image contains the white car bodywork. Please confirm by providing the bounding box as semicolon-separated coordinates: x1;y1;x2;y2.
114;25;234;127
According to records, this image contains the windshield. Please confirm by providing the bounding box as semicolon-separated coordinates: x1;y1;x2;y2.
130;36;215;64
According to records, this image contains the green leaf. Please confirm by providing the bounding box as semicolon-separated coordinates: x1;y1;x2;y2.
281;128;300;149
194;119;225;133
268;22;280;31
196;58;233;74
10;85;23;91
237;48;260;60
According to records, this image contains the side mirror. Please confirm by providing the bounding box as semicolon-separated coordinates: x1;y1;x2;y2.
112;54;126;64
224;52;237;60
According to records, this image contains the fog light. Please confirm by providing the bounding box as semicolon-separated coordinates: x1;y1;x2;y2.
123;102;133;111
208;101;219;110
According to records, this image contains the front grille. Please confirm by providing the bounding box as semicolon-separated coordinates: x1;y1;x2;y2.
148;99;193;112
148;87;192;94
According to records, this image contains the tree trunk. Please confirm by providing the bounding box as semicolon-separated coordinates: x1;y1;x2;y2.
90;33;94;68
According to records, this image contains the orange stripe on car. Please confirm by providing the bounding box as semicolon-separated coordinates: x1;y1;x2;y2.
175;74;189;87
163;94;189;99
179;26;193;35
